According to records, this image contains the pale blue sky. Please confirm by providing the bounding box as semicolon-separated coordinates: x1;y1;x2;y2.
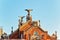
0;0;60;39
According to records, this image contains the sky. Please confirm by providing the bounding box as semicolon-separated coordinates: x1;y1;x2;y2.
0;0;60;39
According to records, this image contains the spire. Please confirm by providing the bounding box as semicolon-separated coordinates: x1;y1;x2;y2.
55;31;57;36
18;16;25;26
39;20;40;26
55;31;57;40
25;9;32;21
20;16;25;24
11;27;13;34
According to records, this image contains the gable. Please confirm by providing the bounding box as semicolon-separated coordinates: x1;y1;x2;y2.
24;26;45;35
9;29;19;39
20;20;32;31
24;26;51;40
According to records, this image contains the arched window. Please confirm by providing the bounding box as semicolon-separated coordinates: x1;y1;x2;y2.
34;31;38;36
31;31;40;40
